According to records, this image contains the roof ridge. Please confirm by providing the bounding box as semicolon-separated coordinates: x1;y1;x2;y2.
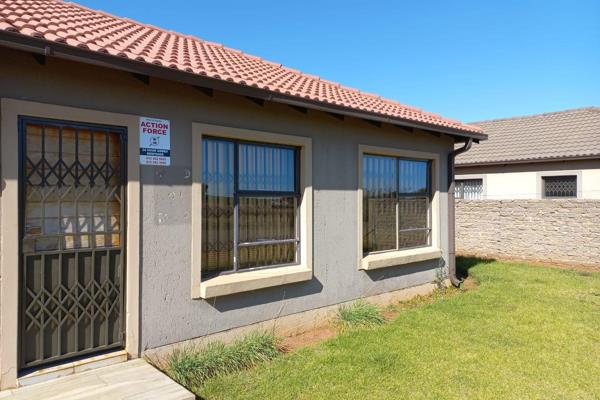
469;106;600;125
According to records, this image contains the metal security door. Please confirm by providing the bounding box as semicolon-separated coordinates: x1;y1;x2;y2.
19;117;127;371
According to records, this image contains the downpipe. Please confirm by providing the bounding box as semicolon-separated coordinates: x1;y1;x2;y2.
447;138;473;286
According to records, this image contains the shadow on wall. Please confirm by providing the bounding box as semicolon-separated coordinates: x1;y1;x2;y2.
364;260;436;282
456;255;496;280
205;260;439;312
207;278;324;312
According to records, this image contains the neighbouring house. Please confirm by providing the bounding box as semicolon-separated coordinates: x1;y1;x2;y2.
454;107;600;267
455;107;600;199
0;0;485;389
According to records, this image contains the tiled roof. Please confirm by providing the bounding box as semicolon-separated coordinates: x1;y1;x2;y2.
0;0;483;136
457;107;600;165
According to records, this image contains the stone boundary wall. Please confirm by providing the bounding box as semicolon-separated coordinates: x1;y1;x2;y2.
456;199;600;267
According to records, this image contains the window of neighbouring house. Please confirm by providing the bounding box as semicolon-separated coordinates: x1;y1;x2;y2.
362;154;431;254
202;137;300;277
455;179;483;200
542;175;577;198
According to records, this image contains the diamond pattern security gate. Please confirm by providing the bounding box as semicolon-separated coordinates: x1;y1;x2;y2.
19;117;127;371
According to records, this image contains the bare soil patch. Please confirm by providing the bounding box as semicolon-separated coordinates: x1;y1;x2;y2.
462;275;478;290
280;277;482;352
280;324;338;352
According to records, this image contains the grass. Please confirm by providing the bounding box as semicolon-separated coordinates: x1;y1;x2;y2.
189;258;600;399
165;331;280;389
335;299;386;329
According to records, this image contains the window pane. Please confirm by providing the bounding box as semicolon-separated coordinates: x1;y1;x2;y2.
363;155;397;253
399;231;429;249
543;176;577;198
239;143;296;192
398;197;429;249
398;197;428;230
238;196;296;243
202;138;235;276
455;179;483;200
238;243;296;270
238;196;296;269
398;160;430;249
399;159;429;194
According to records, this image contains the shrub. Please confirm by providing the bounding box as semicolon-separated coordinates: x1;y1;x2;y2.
166;331;280;388
336;300;385;329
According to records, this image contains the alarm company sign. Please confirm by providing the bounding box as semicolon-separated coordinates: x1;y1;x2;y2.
139;117;171;166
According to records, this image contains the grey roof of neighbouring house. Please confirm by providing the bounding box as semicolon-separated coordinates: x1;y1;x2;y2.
456;107;600;166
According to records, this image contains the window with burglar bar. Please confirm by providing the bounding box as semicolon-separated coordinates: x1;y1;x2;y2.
542;175;577;198
202;137;300;277
455;179;483;200
362;154;432;254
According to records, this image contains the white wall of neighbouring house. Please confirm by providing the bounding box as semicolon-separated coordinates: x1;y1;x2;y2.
485;171;537;199
583;168;600;199
456;159;600;199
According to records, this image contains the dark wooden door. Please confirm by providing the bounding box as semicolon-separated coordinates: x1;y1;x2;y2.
19;116;127;371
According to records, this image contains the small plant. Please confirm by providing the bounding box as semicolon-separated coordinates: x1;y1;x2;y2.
166;331;280;388
335;300;385;329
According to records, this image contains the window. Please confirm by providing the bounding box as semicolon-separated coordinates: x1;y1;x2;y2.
542;175;577;198
192;123;312;298
202;137;299;277
455;179;483;200
362;154;431;254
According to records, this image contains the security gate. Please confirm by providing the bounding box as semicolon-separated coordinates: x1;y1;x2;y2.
19;117;127;371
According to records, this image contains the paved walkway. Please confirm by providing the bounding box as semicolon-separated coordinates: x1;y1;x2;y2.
0;359;194;400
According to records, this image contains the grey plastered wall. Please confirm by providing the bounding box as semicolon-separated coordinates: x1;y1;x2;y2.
0;46;452;350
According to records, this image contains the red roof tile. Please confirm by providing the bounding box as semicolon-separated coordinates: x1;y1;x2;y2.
0;0;483;135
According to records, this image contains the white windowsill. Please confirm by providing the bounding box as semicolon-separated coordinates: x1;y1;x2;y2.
196;264;312;299
361;247;442;270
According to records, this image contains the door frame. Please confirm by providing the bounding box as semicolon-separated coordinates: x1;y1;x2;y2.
17;115;128;370
1;99;141;389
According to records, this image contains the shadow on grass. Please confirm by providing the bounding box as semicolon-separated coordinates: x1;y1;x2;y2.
456;256;496;280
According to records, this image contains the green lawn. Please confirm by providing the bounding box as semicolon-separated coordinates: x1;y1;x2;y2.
197;258;600;399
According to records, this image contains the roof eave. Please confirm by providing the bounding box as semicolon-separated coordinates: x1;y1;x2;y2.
0;30;486;141
456;154;600;167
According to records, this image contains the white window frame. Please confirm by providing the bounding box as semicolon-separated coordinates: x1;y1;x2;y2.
536;170;582;199
454;173;487;200
357;145;442;270
191;123;313;298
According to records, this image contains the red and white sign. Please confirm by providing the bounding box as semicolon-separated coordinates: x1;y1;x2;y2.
139;117;171;166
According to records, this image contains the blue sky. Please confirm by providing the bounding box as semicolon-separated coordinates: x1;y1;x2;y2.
77;0;599;122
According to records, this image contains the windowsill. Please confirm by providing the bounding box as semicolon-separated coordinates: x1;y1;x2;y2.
195;264;312;299
360;247;442;270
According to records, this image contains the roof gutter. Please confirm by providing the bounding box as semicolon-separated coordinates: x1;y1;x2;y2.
447;138;473;286
0;30;486;141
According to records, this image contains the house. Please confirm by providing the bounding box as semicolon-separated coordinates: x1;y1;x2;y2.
455;107;600;199
454;107;600;267
0;0;485;389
